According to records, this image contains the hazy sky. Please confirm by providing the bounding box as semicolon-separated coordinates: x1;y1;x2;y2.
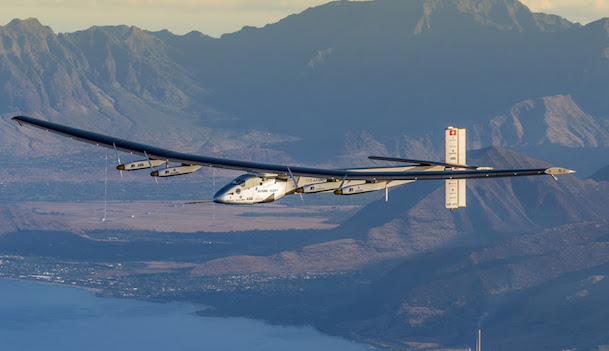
1;0;607;37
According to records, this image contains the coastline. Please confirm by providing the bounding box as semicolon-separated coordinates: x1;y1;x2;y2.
0;276;103;295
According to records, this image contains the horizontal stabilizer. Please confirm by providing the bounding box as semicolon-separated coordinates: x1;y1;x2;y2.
368;156;485;170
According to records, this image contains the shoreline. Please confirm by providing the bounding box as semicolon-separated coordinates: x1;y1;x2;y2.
0;276;103;295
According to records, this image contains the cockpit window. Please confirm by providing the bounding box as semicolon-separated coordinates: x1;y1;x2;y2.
231;175;253;187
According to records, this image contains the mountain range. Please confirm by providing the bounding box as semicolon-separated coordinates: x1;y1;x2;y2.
1;0;609;171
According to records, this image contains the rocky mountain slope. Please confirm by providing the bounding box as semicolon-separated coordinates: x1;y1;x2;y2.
472;95;609;149
335;220;609;350
466;95;609;176
0;19;293;161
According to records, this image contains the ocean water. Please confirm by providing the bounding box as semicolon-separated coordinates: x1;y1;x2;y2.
0;279;375;351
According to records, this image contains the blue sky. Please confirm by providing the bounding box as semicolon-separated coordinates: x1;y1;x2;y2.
1;0;607;37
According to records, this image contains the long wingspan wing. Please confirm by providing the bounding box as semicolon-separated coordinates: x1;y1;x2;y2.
12;116;574;181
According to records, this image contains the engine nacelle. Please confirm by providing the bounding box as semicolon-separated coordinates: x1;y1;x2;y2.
117;159;166;171
297;181;341;194
151;165;202;177
334;182;386;195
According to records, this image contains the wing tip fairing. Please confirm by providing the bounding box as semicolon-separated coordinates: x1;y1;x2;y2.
544;167;576;175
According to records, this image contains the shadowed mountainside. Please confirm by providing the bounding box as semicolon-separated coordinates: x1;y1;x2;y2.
330;220;609;351
589;164;609;182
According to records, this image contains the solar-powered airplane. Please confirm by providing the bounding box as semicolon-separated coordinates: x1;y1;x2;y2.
12;116;574;209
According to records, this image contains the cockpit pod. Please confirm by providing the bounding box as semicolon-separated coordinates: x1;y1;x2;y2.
213;174;282;205
213;174;256;204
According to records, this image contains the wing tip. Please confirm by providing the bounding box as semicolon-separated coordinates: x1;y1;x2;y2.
545;167;576;175
11;116;24;126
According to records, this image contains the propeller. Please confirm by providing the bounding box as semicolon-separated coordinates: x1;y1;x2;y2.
112;142;123;178
287;167;304;203
335;173;348;195
144;150;158;184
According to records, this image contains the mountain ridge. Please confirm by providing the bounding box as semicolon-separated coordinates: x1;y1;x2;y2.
2;0;604;133
471;95;609;148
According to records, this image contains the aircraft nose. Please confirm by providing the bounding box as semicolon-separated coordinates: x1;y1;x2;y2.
213;186;233;204
213;191;227;204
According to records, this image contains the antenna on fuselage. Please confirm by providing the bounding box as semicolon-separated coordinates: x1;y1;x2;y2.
385;183;389;204
103;148;108;222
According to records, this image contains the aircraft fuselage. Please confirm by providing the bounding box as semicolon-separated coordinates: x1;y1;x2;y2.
213;174;331;204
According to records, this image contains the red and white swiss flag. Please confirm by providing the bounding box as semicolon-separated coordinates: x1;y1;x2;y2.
449;130;457;136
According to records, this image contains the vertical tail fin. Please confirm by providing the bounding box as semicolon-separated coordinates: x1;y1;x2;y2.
445;127;466;210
